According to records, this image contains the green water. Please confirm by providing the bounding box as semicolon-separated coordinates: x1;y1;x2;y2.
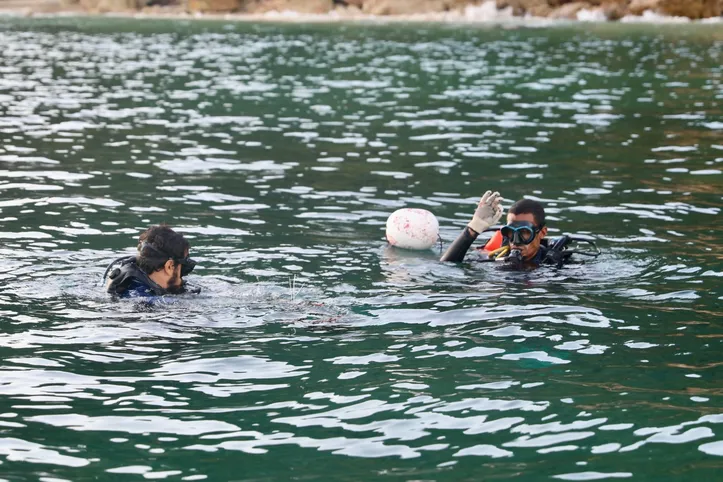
0;16;722;481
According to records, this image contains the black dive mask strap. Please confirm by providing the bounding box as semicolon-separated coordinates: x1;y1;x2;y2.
139;242;196;276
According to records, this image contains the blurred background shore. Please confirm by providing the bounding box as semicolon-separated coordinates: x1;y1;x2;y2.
0;0;721;23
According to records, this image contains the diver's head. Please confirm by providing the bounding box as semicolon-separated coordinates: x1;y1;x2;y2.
136;225;195;294
503;199;547;261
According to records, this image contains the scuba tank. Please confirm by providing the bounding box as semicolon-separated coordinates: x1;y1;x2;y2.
103;256;171;297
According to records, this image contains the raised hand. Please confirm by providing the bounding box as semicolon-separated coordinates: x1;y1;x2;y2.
468;190;503;234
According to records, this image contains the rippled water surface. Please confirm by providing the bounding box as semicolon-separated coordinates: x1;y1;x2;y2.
0;16;722;481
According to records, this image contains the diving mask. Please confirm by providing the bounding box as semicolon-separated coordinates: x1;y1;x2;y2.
176;257;196;277
500;221;541;246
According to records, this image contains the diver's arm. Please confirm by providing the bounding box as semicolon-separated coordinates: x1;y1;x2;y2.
441;190;504;263
440;227;479;262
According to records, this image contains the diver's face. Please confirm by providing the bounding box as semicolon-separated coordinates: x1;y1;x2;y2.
151;256;185;294
166;262;184;294
506;212;547;261
165;248;189;294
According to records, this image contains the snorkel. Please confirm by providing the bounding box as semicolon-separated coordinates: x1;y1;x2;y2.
506;248;524;267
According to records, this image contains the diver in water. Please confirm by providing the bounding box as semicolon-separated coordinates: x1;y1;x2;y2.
441;194;598;268
103;224;198;298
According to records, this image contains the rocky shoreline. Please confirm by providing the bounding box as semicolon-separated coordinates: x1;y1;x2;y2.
0;0;721;21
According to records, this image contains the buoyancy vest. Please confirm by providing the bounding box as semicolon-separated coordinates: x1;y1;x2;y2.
481;230;504;252
105;256;170;298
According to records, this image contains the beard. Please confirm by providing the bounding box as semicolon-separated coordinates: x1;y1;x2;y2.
165;271;185;295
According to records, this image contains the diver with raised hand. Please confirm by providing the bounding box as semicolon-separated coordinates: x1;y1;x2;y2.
441;194;600;268
440;193;570;268
104;224;198;298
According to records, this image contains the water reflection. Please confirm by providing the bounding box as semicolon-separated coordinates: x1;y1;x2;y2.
0;16;721;481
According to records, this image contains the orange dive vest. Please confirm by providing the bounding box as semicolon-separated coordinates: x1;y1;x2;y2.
480;230;503;252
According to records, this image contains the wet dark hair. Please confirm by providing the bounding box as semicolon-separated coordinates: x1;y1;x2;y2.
136;225;190;275
509;199;546;227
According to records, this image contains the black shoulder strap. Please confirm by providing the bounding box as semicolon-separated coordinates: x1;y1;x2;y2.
105;256;168;296
542;236;571;268
543;235;601;267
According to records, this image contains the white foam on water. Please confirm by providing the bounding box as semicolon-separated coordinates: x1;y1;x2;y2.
621;10;691;23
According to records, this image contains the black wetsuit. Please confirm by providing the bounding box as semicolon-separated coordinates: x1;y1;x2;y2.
440;227;480;263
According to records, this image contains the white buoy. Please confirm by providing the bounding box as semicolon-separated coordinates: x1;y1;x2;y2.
385;208;439;250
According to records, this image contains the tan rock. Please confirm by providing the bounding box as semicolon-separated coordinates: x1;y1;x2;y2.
495;0;590;16
627;0;721;18
187;0;239;10
657;0;721;18
80;0;138;11
547;0;584;7
495;0;515;11
330;3;362;15
548;0;588;17
247;0;332;12
600;0;627;19
627;0;658;15
362;0;468;15
527;2;552;16
496;0;542;16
